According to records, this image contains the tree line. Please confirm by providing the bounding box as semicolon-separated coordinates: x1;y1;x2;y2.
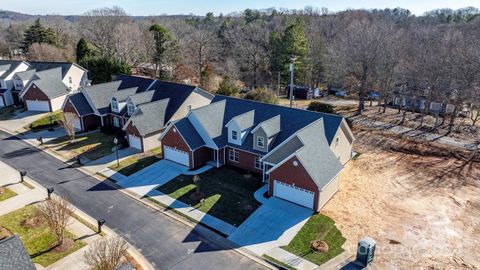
1;6;479;117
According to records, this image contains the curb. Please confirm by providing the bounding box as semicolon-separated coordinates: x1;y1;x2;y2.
0;127;276;270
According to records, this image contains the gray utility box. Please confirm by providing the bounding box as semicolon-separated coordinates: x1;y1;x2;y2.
356;236;376;267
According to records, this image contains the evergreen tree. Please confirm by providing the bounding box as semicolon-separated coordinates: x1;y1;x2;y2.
75;38;91;62
22;19;57;52
280;18;309;83
149;24;172;79
79;57;131;84
216;76;239;96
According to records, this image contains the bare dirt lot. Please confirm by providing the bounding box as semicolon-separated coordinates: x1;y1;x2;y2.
322;127;480;269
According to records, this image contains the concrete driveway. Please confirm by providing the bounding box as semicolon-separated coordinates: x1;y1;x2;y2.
117;159;189;197
0;111;47;133
228;197;312;255
21;127;67;144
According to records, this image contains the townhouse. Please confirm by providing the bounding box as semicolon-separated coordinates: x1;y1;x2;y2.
0;60;88;110
160;96;354;211
62;75;213;151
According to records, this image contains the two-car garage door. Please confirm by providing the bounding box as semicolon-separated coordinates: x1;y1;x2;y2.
164;146;189;167
273;180;314;209
26;100;50;111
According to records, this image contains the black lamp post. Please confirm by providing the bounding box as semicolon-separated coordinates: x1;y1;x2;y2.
48;115;54;131
113;138;119;168
97;219;106;233
19;171;27;182
47;187;54;199
37;136;43;145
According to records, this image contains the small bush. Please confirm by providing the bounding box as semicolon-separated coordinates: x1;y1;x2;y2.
307;101;336;114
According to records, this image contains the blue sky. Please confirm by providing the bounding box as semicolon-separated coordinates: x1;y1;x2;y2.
3;0;480;16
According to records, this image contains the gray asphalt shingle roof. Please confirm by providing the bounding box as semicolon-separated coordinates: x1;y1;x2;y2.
293;119;344;190
0;60;23;79
32;78;70;99
14;69;36;81
253;115;281;138
174;118;205;150
191;96;343;153
68;92;94;116
82;81;123;114
228;110;255;131
0;235;36;270
114;74;155;92
128;91;155;105
129;99;170;136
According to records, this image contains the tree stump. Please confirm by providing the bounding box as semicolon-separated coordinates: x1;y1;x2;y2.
310;240;329;253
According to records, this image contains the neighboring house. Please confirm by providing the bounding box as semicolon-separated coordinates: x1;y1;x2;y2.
20;68;72;112
0;61;88;109
122;80;213;152
0;235;36;270
62;80;141;132
0;60;29;107
160;96;354;211
62;75;213;147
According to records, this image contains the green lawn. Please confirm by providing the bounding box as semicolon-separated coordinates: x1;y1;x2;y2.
0;188;17;202
109;147;162;176
156;167;263;226
0;107;18;120
282;214;346;265
48;131;116;161
0;206;85;267
24;111;63;131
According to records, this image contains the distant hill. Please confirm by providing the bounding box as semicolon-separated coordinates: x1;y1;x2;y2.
0;10;36;21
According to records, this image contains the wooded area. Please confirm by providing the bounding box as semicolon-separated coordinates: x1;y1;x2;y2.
1;6;479;117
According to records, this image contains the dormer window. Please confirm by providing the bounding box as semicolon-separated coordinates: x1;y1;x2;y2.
231;130;238;140
257;136;265;148
111;98;119;113
127;103;136;116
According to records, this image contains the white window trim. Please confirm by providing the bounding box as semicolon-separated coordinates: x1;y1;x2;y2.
257;136;265;148
127;103;136;116
255;156;263;170
111;99;119;113
113;117;120;127
229;149;239;162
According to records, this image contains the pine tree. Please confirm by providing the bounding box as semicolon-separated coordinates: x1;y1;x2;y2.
149;24;172;79
22;19;57;52
76;38;91;62
280;18;309;83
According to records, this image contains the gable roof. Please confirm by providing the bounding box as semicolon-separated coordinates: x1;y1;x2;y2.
252;115;281;138
82;81;123;114
32;79;70;99
68;92;94;116
291;119;344;190
34;67;63;81
128;91;156;105
127;99;170;136
28;61;81;78
114;74;155;92
112;87;139;102
174;118;205;149
14;69;36;81
191;96;344;153
0;60;24;79
227;110;255;131
0;235;36;270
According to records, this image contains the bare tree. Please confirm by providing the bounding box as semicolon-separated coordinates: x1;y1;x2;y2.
27;43;72;62
184;29;217;87
79;6;129;58
84;236;128;270
61;113;78;143
113;23;148;66
37;196;74;246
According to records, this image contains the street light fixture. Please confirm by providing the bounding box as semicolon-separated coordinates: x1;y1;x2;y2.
113;138;119;168
47;187;54;199
19;171;27;182
97;219;106;233
289;56;297;108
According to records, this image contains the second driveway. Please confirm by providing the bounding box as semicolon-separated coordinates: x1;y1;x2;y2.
228;197;312;255
116;159;189;197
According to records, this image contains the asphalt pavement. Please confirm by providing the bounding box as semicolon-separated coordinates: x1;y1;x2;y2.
0;130;269;270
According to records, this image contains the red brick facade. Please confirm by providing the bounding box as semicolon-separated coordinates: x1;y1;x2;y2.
63;100;77;114
63;98;101;132
23;83;51;111
268;156;319;211
193;147;211;168
161;125;193;167
224;147;263;174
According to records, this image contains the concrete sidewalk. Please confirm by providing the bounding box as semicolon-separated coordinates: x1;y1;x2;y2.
264;247;317;270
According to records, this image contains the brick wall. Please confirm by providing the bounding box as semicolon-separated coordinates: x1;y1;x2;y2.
224;147;263;174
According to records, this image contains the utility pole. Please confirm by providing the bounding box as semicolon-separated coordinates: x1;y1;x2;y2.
289;56;297;108
277;72;281;96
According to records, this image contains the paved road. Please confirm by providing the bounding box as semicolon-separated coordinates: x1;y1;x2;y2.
0;130;268;270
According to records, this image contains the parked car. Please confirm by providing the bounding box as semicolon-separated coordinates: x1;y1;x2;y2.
335;90;348;97
367;91;380;100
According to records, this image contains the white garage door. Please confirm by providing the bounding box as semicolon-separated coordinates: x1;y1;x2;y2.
164;146;189;166
26;100;49;111
128;134;142;150
273;180;315;209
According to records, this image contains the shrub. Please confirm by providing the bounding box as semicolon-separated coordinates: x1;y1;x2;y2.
307;101;336;114
244;88;278;104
